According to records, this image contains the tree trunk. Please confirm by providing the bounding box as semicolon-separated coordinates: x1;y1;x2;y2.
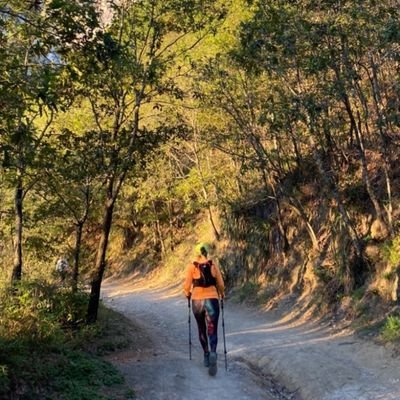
354;108;384;222
191;136;221;241
155;218;166;256
87;198;115;323
287;201;319;251
368;57;394;234
86;61;141;323
123;226;136;250
288;123;302;170
261;168;289;253
308;121;363;259
200;183;220;240
72;222;84;292
152;201;166;255
168;201;177;251
244;125;289;252
338;45;385;226
11;176;23;283
207;203;220;241
334;62;384;225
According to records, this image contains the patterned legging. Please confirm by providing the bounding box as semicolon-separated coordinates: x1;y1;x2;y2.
192;298;220;353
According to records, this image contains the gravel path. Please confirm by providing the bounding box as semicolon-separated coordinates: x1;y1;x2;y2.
102;279;400;400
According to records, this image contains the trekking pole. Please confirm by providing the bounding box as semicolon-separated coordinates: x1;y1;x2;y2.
220;298;228;371
188;297;192;360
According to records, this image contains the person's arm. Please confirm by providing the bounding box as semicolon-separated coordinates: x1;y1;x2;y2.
183;264;193;298
213;263;225;298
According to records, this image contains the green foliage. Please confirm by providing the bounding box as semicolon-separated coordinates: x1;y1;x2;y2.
381;315;400;341
49;351;124;394
0;283;133;400
0;364;10;398
0;339;127;400
0;280;88;343
382;236;400;268
351;287;366;301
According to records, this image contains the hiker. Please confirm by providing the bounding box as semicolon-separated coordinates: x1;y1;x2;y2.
55;256;69;284
183;243;225;376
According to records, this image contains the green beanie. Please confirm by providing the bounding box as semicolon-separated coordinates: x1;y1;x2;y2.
194;242;209;257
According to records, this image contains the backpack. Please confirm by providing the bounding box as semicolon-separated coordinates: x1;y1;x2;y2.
192;260;216;288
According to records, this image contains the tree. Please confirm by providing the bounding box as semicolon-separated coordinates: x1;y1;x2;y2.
0;0;99;283
37;129;104;290
66;0;226;322
219;0;400;289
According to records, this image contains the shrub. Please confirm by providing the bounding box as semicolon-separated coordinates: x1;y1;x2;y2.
382;236;400;267
0;282;131;400
351;287;365;301
0;364;10;398
0;280;89;344
381;315;400;341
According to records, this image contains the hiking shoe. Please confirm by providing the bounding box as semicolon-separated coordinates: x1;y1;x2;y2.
203;352;210;367
208;352;217;376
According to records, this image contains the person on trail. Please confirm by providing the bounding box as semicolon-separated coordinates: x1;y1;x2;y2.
183;243;225;376
55;256;69;284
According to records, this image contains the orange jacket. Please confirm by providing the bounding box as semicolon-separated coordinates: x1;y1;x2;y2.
183;256;225;300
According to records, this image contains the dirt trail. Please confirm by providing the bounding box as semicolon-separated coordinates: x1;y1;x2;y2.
102;279;400;400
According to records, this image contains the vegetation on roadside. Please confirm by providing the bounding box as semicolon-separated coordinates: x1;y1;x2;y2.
381;314;400;342
0;280;135;400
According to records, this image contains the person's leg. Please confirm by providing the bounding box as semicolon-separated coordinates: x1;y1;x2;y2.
204;298;220;352
204;298;220;375
192;299;208;353
192;299;210;366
